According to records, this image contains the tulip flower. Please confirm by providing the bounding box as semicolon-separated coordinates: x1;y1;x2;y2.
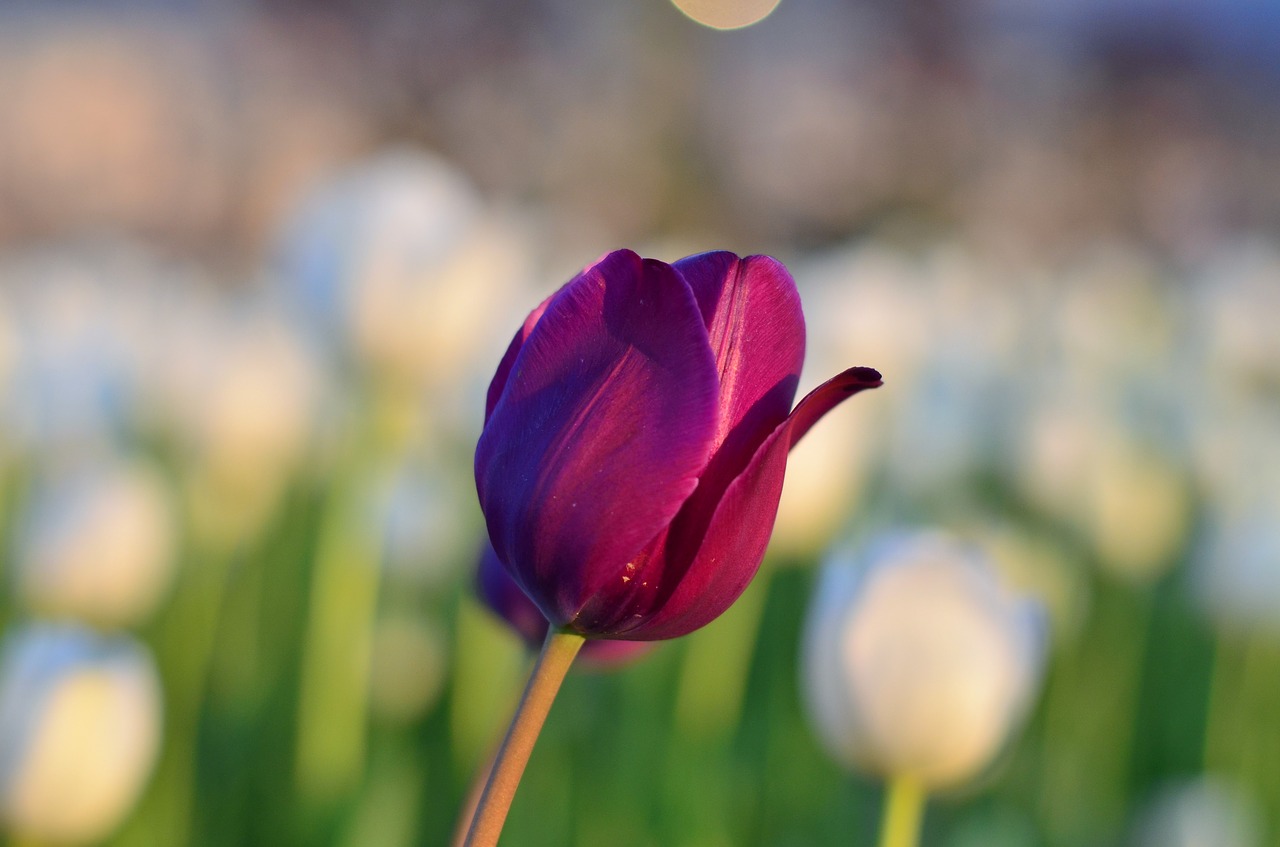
278;149;533;418
476;541;652;667
1135;777;1262;847
16;458;176;628
0;625;162;845
455;543;653;847
801;531;1046;847
477;248;880;640
463;248;880;847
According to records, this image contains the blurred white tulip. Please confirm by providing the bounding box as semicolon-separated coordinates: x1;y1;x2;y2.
885;349;1010;497
1053;244;1176;379
191;309;319;483
1014;377;1190;583
15;458;176;628
367;462;477;589
130;269;228;436
1016;387;1110;521
770;416;876;563
0;242;167;457
1194;238;1280;398
1194;492;1280;637
796;244;933;395
1083;436;1189;583
0;625;162;845
920;242;1027;370
157;301;323;542
1184;398;1280;634
770;244;931;548
967;522;1092;650
277;148;535;416
801;532;1046;788
1188;396;1280;516
1134;777;1261;847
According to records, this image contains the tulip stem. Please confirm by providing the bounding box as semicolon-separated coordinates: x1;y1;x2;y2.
451;744;499;847
462;629;585;847
878;775;926;847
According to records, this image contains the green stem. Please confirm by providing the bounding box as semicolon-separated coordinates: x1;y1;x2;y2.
673;569;770;740
1202;630;1237;774
461;630;584;847
878;775;926;847
133;548;236;847
294;481;381;807
451;745;499;847
1236;637;1278;790
1037;582;1152;842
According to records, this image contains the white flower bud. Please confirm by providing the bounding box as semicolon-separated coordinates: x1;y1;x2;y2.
801;532;1046;788
278;148;533;407
770;415;875;563
15;459;175;628
1135;777;1261;847
0;625;162;844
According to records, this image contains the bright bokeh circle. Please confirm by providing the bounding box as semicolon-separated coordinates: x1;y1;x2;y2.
670;0;782;30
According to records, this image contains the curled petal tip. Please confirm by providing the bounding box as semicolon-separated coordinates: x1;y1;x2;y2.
843;366;883;387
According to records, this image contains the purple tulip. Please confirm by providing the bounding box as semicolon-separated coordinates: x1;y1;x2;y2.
476;540;653;666
476;249;881;641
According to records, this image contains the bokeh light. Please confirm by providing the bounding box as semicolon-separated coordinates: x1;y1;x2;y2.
669;0;783;29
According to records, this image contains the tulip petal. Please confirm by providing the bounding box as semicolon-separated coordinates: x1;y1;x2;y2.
484;294;554;424
476;537;657;666
622;367;882;639
566;254;806;637
475;541;547;646
657;253;806;585
674;252;805;481
476;250;720;627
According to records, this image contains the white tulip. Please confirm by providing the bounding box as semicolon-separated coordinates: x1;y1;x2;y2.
770;416;876;562
1195;496;1280;637
1083;436;1189;583
1189;398;1280;522
367;462;477;588
801;532;1046;788
1194;238;1280;396
884;349;1007;496
0;243;159;456
796;244;933;395
278;148;534;407
1015;379;1191;583
769;244;930;553
1053;243;1176;377
156;302;323;542
0;625;162;845
191;310;319;484
1135;777;1261;847
1189;399;1280;635
966;522;1092;650
15;459;176;628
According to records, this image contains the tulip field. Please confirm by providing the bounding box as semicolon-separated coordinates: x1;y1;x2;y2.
1;3;1279;847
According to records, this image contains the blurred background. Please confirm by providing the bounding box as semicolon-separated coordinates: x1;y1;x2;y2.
0;0;1277;845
